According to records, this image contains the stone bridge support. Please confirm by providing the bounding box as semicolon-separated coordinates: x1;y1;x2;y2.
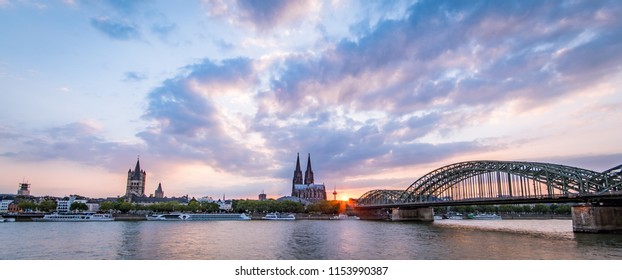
572;205;622;233
354;208;391;220
391;207;434;222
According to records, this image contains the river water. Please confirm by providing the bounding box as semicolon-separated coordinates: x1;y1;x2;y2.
1;219;622;260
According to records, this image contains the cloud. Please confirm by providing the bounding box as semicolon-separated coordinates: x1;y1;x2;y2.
243;0;622;181
203;0;320;31
0;122;141;171
138;57;272;175
262;0;622;116
90;17;140;40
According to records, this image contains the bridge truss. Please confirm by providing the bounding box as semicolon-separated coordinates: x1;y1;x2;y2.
357;161;622;207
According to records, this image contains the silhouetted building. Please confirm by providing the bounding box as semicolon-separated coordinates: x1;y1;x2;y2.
258;191;267;201
126;157;146;199
155;182;164;198
291;153;326;202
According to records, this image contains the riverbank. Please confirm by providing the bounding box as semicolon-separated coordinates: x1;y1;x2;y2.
500;213;571;220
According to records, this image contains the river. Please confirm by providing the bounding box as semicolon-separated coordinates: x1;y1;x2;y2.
1;219;622;260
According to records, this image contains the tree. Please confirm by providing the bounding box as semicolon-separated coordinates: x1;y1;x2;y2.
38;200;57;212
116;202;132;213
554;205;571;215
532;204;550;214
202;202;220;213
99;201;115;212
18;201;37;212
307;200;340;214
187;200;201;213
70;202;89;212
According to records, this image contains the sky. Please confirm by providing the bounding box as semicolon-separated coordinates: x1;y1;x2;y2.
1;0;621;200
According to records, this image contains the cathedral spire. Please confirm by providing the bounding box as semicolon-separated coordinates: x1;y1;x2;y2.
304;153;314;185
292;153;303;195
295;153;301;173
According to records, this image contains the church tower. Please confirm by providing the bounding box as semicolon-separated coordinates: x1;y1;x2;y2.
292;153;303;195
126;157;146;199
154;182;164;198
304;153;314;185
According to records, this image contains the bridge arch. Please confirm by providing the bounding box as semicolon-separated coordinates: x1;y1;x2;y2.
357;189;403;206
399;161;622;203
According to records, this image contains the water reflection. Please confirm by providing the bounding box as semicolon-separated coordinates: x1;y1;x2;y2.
2;219;622;259
116;222;142;259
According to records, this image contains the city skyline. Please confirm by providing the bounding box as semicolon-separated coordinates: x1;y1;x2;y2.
1;0;621;200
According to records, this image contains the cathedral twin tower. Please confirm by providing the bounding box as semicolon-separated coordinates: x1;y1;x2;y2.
291;153;327;202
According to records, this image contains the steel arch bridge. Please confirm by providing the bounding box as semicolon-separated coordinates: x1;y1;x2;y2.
356;160;622;208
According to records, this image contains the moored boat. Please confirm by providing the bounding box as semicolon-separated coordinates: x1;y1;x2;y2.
32;212;114;222
262;212;296;220
146;213;251;221
0;216;16;222
466;213;502;220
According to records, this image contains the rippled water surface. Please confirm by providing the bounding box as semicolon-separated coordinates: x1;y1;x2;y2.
2;219;622;260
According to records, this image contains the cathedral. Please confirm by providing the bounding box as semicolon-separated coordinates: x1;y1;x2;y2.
291;153;327;202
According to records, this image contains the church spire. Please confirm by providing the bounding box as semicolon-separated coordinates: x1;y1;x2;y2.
304;153;314;185
292;153;303;195
295;153;301;173
132;156;142;180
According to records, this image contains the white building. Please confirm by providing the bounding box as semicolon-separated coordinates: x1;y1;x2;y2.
0;200;13;213
197;196;232;211
56;196;87;213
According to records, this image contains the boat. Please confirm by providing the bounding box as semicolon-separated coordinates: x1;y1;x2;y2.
262;212;296;220
330;214;360;220
32;212;114;222
146;213;251;221
466;213;502;220
447;213;463;220
0;216;16;222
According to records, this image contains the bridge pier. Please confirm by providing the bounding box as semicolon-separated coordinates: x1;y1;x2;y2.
353;208;390;220
391;207;434;222
572;205;622;233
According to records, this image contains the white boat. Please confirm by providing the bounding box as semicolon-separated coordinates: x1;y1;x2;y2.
146;213;251;221
330;214;360;220
32;212;114;222
447;213;463;220
467;213;502;220
0;216;16;222
262;213;296;220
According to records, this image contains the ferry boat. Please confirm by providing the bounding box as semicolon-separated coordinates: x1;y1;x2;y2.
32;212;114;222
146;213;251;221
262;213;296;220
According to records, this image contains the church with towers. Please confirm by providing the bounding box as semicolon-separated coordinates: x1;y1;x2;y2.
124;157;181;203
125;158;146;199
291;153;327;202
